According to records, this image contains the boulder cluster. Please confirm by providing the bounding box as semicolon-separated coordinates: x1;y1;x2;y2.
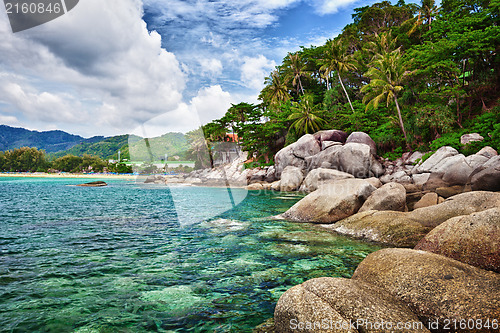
141;129;499;333
242;130;499;333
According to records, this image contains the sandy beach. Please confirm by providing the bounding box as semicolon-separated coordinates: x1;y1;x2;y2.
0;172;136;180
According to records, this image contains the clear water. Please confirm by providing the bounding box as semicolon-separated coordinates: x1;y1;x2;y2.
0;178;382;332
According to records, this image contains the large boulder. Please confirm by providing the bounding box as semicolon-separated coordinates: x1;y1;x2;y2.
408;191;500;228
477;146;498;158
325;210;430;247
313;129;348;144
248;168;267;184
345;132;377;155
441;155;475;185
352;248;500;331
429;154;466;174
305;142;383;178
265;166;276;183
321;141;342;150
299;168;353;192
413;146;459;174
460;133;484;145
279;166;304;192
465;153;489;169
337;142;373;178
305;145;343;171
274;283;357;333
470;155;500;191
282;179;377;223
275;134;321;177
412;173;430;187
359;182;407;212
415;208;500;273
275;277;429;333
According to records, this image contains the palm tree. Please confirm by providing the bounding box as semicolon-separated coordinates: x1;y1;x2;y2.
361;49;410;148
365;31;399;61
186;127;212;168
320;39;357;113
407;0;439;35
287;94;326;136
261;70;291;108
284;53;307;95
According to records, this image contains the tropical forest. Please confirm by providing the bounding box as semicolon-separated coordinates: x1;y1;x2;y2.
195;0;500;167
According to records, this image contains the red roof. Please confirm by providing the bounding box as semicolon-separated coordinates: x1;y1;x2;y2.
225;133;240;143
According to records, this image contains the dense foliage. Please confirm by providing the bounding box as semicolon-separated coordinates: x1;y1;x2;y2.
193;0;499;166
0;147;132;173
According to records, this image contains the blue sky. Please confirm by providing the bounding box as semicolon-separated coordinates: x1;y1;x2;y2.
0;0;419;137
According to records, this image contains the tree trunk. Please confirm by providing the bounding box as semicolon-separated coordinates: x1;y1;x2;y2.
393;95;410;150
338;72;354;113
298;77;304;95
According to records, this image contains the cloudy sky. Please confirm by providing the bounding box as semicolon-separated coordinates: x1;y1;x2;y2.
0;0;407;138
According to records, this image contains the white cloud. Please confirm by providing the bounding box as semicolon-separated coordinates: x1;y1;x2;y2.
199;58;223;77
191;85;233;124
130;85;233;138
310;0;359;15
0;0;186;137
0;115;19;125
241;55;276;91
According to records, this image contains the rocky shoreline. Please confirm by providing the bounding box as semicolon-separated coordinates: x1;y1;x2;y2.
142;129;499;333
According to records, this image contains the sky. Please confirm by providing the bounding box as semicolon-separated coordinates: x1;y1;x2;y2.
0;0;414;138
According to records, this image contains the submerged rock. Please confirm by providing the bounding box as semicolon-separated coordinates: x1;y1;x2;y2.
76;181;107;187
415;208;500;273
325;210;430;247
352;248;500;331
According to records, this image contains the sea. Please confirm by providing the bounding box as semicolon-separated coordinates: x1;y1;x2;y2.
0;177;382;332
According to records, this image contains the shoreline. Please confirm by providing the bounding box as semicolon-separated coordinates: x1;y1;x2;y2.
0;172;136;180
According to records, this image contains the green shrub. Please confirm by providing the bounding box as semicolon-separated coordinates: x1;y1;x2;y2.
429;132;463;151
382;146;404;161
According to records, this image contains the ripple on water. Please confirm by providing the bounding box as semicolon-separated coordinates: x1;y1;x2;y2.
0;179;383;332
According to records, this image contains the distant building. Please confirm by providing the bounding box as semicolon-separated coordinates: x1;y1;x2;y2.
213;133;242;166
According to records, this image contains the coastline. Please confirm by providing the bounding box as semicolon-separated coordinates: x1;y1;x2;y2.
0;172;136;180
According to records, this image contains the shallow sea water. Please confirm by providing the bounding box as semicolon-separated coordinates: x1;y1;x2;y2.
0;177;382;332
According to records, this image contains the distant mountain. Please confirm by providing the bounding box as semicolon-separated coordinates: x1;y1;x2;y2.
0;125;190;160
53;132;189;161
0;125;102;153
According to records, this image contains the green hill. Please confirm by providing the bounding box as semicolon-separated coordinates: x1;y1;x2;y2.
52;133;189;161
51;135;129;159
128;132;189;162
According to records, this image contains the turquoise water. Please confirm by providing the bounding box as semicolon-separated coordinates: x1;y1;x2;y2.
0;178;382;332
